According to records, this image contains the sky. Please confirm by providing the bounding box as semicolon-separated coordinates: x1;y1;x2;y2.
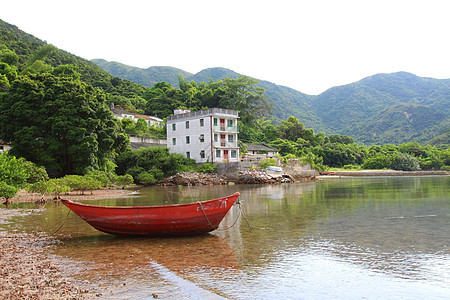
1;0;449;95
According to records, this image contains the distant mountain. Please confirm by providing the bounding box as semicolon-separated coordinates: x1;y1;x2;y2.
4;17;447;146
91;59;192;87
92;61;322;130
313;72;449;144
92;60;449;145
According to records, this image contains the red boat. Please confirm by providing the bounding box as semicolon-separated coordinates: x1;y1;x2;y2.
61;192;240;236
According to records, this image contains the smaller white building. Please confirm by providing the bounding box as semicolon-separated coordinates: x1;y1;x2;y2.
0;140;11;153
167;108;240;163
111;104;163;127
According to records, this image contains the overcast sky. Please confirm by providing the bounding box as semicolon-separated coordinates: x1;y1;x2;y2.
2;0;449;94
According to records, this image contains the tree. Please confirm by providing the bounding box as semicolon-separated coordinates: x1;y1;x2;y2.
0;181;18;205
391;153;421;171
214;75;272;124
115;147;195;184
279;116;306;142
0;67;128;176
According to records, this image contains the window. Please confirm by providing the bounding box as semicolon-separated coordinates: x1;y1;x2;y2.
172;138;176;145
200;118;204;126
200;150;205;159
172;123;176;131
213;118;218;126
214;134;218;142
216;149;221;158
199;134;205;142
227;119;233;127
228;135;234;143
185;121;189;129
231;150;237;158
186;152;190;158
186;136;190;144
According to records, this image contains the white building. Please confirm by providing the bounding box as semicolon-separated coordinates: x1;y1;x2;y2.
167;108;240;163
110;104;163;127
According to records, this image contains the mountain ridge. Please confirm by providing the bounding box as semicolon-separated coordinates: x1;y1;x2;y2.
92;59;449;145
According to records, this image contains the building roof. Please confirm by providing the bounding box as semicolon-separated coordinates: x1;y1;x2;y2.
111;106;163;122
246;143;279;152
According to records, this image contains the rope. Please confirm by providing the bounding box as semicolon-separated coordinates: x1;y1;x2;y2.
198;198;242;231
51;208;71;235
198;201;215;228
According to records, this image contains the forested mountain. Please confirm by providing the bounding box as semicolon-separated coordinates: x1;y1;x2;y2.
93;60;449;145
313;72;449;144
91;59;192;88
0;20;147;105
1;18;448;146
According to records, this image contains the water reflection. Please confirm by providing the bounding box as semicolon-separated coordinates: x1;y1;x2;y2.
1;176;449;298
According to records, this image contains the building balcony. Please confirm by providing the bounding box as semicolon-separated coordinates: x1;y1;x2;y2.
214;125;239;133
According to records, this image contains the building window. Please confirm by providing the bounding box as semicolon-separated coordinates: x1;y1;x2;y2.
172;138;176;145
185;121;189;129
214;134;218;142
231;150;237;158
200;150;205;158
213;118;218;126
172;123;176;131
199;134;205;142
200;118;204;126
186;136;190;144
228;135;234;143
216;149;221;158
227;119;233;127
186;152;190;158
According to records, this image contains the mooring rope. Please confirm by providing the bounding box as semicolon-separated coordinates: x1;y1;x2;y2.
198;201;215;228
198;197;256;232
51;208;71;235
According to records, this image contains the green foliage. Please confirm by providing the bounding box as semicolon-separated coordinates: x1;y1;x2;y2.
28;178;71;197
0;181;18;201
259;158;277;169
0;152;33;187
115;147;195;184
196;163;218;173
114;174;134;187
136;172;157;186
0;69;128;176
391;153;421;171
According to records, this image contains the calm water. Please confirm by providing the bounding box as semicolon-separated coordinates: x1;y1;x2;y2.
2;176;449;299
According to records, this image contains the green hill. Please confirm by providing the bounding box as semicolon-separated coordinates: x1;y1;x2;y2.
91;59;192;87
2;19;448;145
313;72;449;144
0;19;147;105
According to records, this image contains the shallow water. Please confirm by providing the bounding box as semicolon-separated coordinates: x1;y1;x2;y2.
2;176;450;299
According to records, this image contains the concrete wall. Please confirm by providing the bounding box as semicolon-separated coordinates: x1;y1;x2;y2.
216;161;318;181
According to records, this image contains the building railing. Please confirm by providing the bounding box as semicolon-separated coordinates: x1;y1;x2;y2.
167;107;239;121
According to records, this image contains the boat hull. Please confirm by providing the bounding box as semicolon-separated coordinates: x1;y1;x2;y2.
61;192;240;236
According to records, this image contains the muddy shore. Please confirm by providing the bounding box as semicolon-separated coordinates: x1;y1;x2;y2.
1;189;132;299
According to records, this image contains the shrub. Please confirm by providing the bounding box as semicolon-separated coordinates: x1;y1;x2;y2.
362;155;392;170
259;158;277;169
196;163;218;173
390;153;421;171
114;174;134;187
136;172;156;186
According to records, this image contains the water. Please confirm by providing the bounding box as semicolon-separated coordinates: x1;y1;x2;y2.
1;176;449;299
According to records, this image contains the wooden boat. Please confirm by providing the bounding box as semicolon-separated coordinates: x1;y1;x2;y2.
61;192;240;236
